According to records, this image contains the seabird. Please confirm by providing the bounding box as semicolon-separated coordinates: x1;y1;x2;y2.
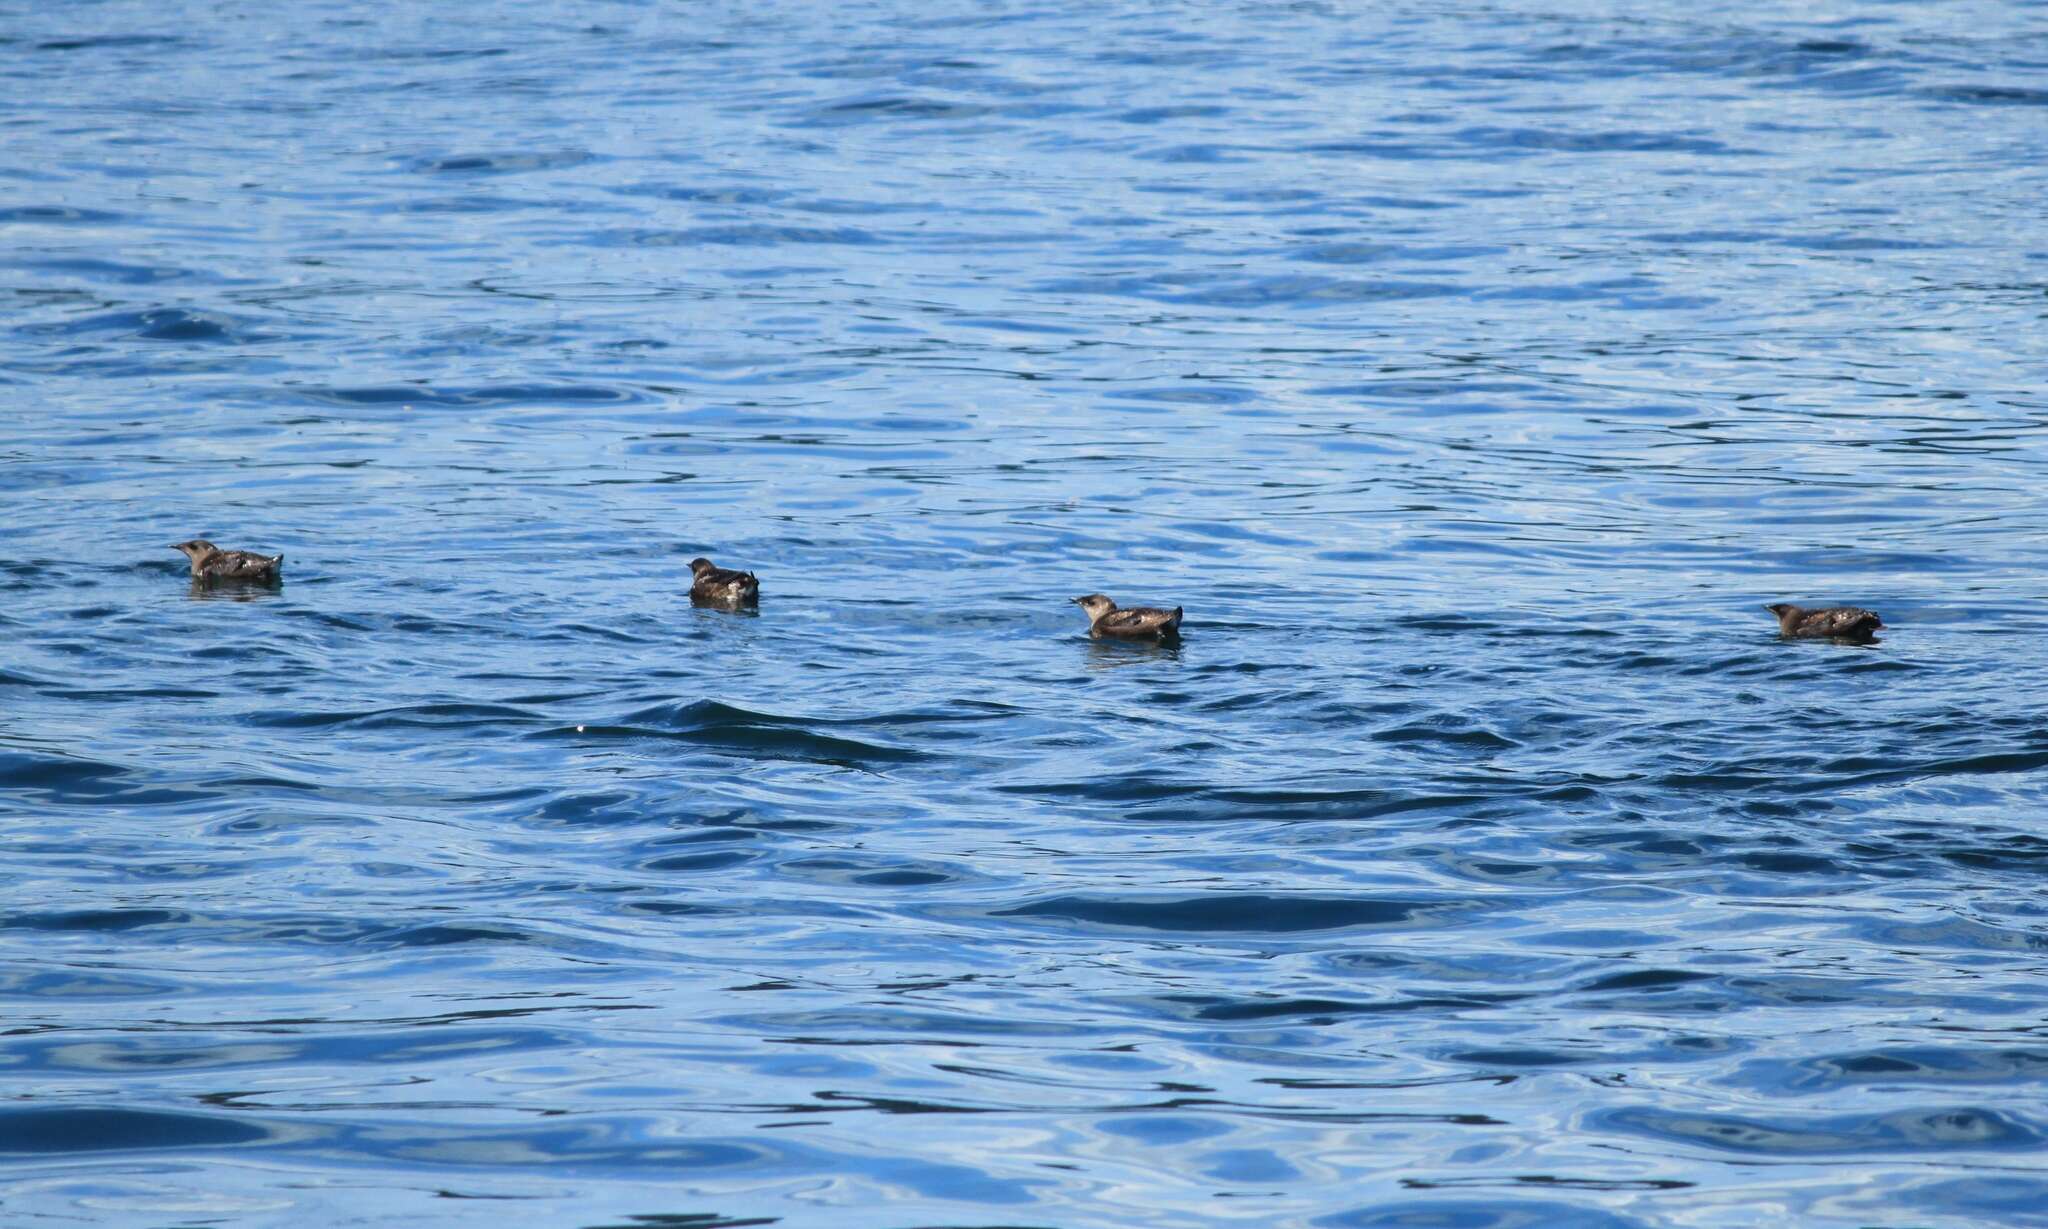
1765;602;1882;641
690;557;760;607
1072;593;1182;640
172;539;283;584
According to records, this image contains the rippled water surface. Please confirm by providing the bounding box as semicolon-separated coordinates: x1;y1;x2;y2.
5;1;2048;1224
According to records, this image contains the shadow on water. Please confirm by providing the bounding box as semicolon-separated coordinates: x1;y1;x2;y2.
187;579;284;602
1083;636;1184;669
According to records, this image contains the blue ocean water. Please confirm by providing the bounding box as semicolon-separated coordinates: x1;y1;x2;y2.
4;0;2048;1224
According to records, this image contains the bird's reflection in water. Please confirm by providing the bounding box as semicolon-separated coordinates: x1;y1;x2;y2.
691;595;760;617
1084;636;1183;670
188;579;283;602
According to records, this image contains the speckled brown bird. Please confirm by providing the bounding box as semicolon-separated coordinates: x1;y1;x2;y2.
690;557;759;606
172;539;283;584
1072;594;1183;640
1765;602;1882;640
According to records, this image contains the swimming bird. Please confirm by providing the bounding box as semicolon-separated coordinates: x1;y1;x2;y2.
1072;593;1182;640
1765;603;1882;640
690;557;759;606
172;539;283;584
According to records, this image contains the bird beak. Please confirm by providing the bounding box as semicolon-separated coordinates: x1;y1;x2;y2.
1069;597;1083;605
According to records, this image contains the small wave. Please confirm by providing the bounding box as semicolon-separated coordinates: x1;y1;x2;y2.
33;35;181;52
804;94;993;125
16;307;271;345
1920;84;2048;107
0;908;188;932
989;893;1454;934
248;702;544;731
404;150;592;175
0;205;124;224
0;1107;273;1154
554;699;928;765
1598;1105;2046;1155
296;383;646;408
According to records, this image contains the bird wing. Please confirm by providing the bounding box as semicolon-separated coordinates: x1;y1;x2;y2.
693;567;758;600
206;551;280;580
1103;606;1178;632
1803;607;1879;636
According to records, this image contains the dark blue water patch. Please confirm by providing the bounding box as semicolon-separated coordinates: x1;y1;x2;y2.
1448;1048;1603;1069
1782;234;1950;252
389;923;534;947
294;383;648;408
1115;105;1230;124
0;907;560;955
14;307;279;345
1919;85;2048;107
780;855;971;888
551;699;931;766
0;1107;273;1154
0;908;188;933
1151;991;1526;1023
1404;1176;1693;1193
0;750;145;802
0;205;127;225
32;34;183;52
638;843;761;872
1577;969;1717;995
1740;1047;2048;1094
402;149;593;175
622;899;740;919
1599;1105;2047;1155
988;893;1460;935
801;94;995;125
1370;719;1517;751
